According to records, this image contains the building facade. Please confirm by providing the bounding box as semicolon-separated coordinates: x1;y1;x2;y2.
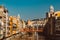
0;6;8;39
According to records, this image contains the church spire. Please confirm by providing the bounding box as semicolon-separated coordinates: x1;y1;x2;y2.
17;14;20;19
50;5;54;13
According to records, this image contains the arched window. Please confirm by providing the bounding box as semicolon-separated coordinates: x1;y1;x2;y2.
12;24;17;31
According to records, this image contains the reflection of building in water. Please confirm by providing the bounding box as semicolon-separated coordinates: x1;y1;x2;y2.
27;18;48;40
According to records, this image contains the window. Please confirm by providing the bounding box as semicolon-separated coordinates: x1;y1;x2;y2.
0;23;1;26
0;16;2;19
57;17;60;20
55;14;57;16
12;24;17;31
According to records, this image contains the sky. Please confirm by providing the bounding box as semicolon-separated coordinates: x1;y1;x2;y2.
0;0;60;20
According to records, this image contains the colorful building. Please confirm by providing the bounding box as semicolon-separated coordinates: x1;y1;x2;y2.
0;5;8;39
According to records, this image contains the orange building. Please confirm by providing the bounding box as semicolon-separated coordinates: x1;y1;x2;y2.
7;15;21;37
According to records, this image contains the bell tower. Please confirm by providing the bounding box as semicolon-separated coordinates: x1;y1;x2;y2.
47;5;54;18
50;5;54;13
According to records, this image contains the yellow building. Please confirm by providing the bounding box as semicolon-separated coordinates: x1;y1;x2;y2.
8;16;19;35
8;14;25;37
54;11;60;18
